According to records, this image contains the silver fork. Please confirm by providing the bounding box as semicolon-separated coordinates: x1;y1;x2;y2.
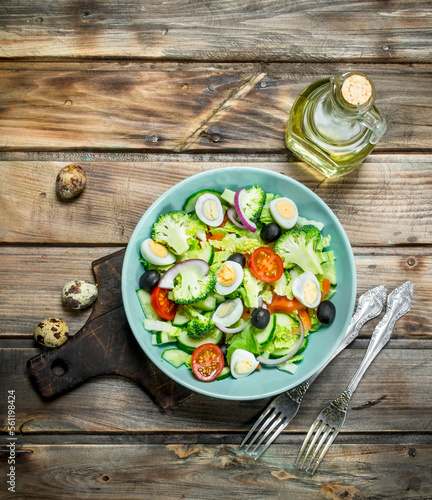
240;285;387;460
296;281;413;475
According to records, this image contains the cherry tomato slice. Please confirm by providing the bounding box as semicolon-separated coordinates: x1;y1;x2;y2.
150;286;178;320
249;247;284;283
191;344;224;382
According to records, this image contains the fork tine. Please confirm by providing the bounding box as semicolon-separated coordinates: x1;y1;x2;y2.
243;407;279;453
240;404;275;449
309;429;339;475
248;412;284;456
295;418;319;467
305;425;332;472
253;418;288;460
298;421;326;469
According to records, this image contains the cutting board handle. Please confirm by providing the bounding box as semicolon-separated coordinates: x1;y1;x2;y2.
27;249;193;409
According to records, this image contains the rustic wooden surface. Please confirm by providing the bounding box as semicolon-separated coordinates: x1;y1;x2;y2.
1;0;432;498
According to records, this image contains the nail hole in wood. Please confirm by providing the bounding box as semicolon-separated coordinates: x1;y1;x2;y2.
51;359;68;377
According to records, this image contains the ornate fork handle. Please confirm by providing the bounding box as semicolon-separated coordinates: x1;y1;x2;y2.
346;281;414;397
287;285;387;403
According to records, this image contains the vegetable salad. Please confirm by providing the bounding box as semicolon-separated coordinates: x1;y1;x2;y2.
136;185;337;382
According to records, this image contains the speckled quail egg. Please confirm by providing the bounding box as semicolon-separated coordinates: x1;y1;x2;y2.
269;197;298;229
230;349;259;379
292;271;321;309
215;261;244;295
140;238;176;266
195;193;224;227
213;298;244;327
62;280;98;310
56;165;87;199
34;317;69;347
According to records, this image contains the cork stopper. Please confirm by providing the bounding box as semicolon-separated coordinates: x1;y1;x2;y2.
341;75;372;106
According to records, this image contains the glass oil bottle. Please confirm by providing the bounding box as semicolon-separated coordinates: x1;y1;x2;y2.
285;72;387;178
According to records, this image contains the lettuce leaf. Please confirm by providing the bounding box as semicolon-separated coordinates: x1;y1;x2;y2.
226;324;260;364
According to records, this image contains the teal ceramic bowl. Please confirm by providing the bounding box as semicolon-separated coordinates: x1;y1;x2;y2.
122;167;356;401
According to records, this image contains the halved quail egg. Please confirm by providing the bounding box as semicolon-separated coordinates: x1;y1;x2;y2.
141;238;176;266
215;261;243;295
230;349;259;379
195;193;224;227
292;271;321;308
213;298;244;327
270;197;298;229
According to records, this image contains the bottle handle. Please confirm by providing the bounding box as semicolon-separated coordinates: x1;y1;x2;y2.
360;108;387;145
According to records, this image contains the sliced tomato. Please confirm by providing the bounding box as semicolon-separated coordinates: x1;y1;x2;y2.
191;344;225;382
298;308;312;331
249;247;284;283
266;294;307;315
321;278;331;298
150;286;178;320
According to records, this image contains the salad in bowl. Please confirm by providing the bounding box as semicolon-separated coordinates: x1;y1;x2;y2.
122;167;356;400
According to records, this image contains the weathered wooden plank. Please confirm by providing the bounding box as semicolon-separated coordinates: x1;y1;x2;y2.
0;246;429;338
0;443;430;499
1;158;431;245
0;63;431;151
0;0;431;62
1;348;431;433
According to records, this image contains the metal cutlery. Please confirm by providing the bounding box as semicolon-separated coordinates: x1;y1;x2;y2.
240;285;387;459
295;281;413;475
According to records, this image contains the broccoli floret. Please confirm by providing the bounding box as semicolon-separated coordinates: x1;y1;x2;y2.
242;268;265;308
242;185;266;222
184;307;216;339
152;211;197;255
172;269;216;304
274;225;326;275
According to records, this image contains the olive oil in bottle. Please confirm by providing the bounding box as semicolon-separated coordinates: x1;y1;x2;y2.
285;72;387;178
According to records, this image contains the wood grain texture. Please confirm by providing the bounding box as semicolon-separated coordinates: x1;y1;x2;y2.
0;443;430;499
1;0;431;62
0;63;430;151
0;246;429;338
1;157;431;245
2;347;431;433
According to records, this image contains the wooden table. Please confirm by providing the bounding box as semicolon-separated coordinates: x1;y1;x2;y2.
1;1;431;498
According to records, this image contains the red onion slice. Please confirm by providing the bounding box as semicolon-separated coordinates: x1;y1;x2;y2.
158;259;209;289
257;314;305;366
216;320;250;334
234;189;257;233
227;207;247;229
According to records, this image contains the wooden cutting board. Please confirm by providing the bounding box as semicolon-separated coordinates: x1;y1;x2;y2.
27;249;194;410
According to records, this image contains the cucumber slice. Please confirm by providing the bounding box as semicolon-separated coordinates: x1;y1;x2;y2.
221;188;236;206
180;245;215;265
136;289;161;321
173;309;189;327
270;338;305;359
177;329;223;354
152;332;177;345
274;312;298;328
162;349;190;367
297;337;309;355
217;366;231;380
183;189;222;213
253;314;276;346
192;295;217;312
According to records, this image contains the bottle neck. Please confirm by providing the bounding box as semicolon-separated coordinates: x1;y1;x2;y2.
330;72;375;116
329;72;387;144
